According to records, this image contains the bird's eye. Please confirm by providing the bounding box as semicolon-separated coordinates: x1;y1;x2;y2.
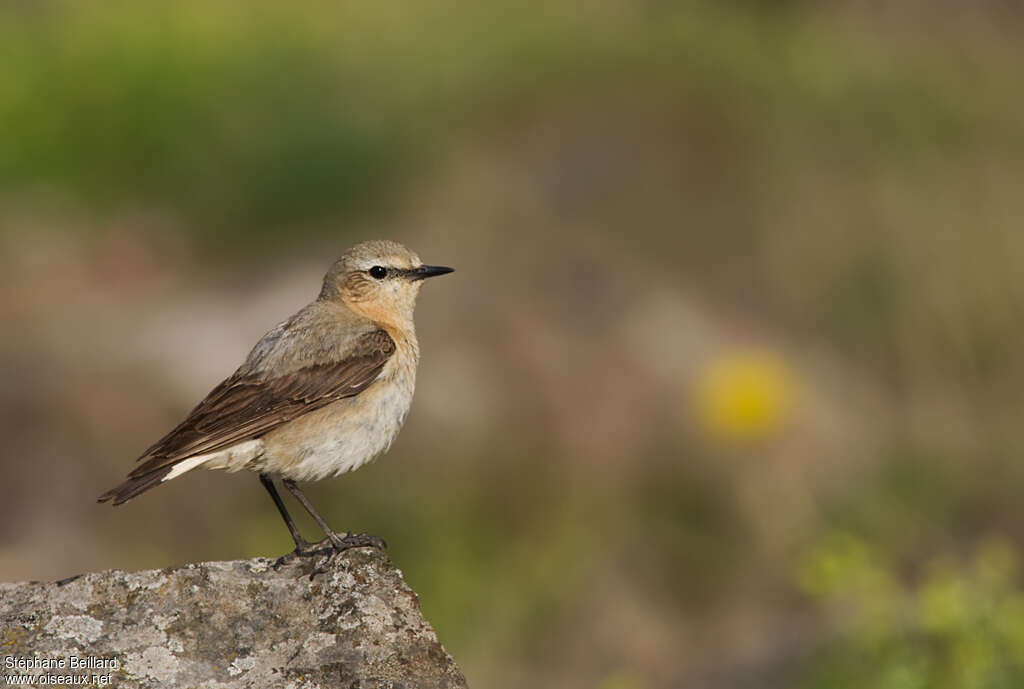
369;266;387;279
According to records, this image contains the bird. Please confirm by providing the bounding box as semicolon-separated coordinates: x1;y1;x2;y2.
98;239;453;556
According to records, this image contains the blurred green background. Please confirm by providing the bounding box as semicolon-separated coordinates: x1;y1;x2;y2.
2;1;1024;687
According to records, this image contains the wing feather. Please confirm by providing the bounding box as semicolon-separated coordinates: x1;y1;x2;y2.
126;329;396;478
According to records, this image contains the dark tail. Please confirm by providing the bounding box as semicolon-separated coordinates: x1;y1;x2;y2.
97;467;173;505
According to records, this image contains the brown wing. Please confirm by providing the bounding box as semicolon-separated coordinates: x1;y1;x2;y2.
98;329;394;504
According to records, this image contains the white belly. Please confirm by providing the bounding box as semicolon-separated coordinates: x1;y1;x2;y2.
257;371;415;482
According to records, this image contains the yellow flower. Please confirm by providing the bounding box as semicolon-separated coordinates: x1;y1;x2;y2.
694;350;797;442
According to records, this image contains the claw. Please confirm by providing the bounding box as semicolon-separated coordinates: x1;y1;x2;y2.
327;531;387;551
303;532;387;580
273;539;335;569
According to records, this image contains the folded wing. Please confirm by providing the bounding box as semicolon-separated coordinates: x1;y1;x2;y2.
98;329;395;504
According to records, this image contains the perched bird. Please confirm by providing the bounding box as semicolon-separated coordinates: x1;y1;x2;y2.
99;240;453;555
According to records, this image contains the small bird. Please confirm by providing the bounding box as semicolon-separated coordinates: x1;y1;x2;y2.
99;240;453;555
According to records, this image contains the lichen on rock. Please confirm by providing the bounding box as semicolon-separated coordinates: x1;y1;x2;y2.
0;548;467;689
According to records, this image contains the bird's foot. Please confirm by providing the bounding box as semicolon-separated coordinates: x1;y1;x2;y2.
327;531;387;551
304;533;387;580
273;538;334;569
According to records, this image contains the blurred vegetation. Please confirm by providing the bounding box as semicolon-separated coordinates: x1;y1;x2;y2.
4;0;1020;244
800;533;1024;689
799;451;1024;688
2;1;1024;688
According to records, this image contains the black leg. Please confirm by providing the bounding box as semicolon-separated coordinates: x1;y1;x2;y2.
282;478;386;551
259;474;323;558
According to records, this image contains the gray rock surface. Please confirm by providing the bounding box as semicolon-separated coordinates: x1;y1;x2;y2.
0;548;468;688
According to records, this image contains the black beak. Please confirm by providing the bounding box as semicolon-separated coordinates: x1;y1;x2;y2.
411;265;454;281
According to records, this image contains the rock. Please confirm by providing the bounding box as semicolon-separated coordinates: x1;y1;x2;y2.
0;548;468;688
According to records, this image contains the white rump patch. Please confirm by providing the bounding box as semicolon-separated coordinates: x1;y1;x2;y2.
161;439;263;482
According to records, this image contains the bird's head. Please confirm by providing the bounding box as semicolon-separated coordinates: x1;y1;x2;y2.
320;240;453;328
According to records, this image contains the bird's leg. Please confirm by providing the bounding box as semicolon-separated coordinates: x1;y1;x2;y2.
259;474;328;564
281;478;387;551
